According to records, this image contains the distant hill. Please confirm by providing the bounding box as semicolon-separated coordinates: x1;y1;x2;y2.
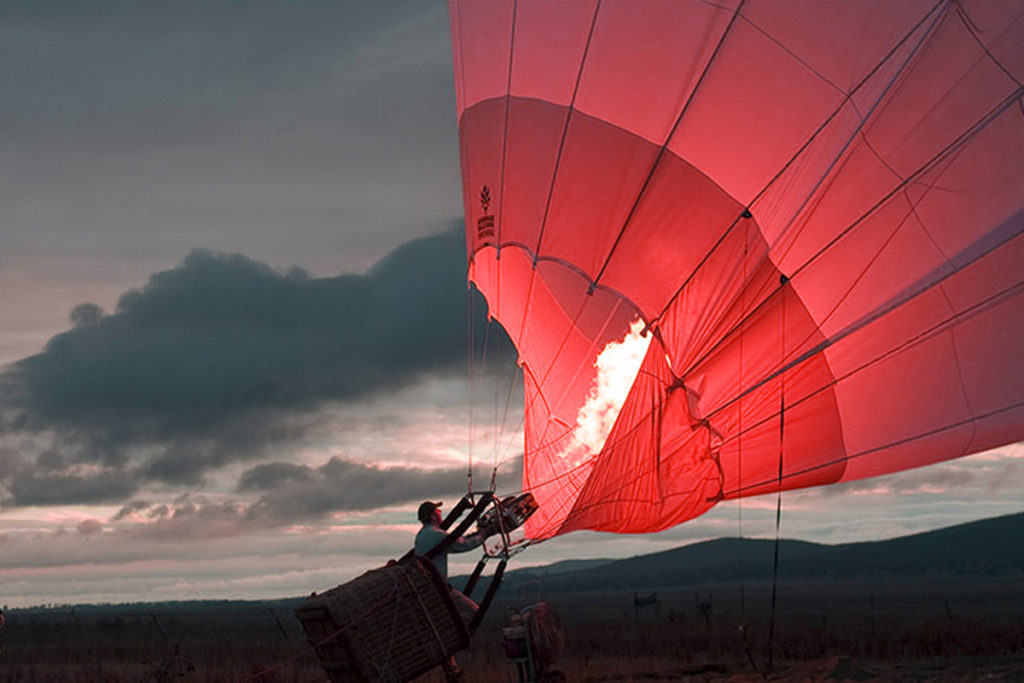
482;512;1024;593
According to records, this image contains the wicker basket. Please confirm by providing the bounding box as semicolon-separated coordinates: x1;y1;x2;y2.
296;555;470;683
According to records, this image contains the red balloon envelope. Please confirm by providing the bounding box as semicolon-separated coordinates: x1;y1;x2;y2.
448;0;1024;540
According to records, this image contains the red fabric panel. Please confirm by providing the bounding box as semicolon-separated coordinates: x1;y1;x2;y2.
752;14;933;259
964;0;1024;81
837;327;972;469
537;112;658;278
843;425;976;483
794;195;944;340
744;1;937;93
858;10;1022;183
462;97;748;317
828;232;1024;482
509;0;598;106
499;98;572;254
656;223;776;373
449;0;515;114
521;365;588;539
559;350;721;535
755;101;903;267
661;274;846;499
909;110;1024;264
951;285;1024;437
668;16;846;206
598;153;747;317
573;0;736;144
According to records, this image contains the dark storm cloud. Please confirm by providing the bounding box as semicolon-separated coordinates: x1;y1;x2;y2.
7;228;495;431
0;229;513;496
7;467;138;506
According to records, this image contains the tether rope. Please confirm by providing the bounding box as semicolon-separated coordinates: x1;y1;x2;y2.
767;276;788;671
467;282;476;496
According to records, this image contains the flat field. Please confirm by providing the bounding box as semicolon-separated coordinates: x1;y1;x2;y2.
2;575;1022;681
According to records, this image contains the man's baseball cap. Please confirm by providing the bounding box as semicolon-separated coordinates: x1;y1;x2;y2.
417;501;442;523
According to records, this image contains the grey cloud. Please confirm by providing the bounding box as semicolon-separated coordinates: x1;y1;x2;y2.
35;450;67;471
77;519;103;536
114;497;253;541
112;499;151;521
817;458;1024;498
107;492;343;541
0;447;26;479
70;303;104;328
243;453;523;525
237;462;314;490
243;456;468;522
985;460;1024;492
83;453;524;536
7;466;138;506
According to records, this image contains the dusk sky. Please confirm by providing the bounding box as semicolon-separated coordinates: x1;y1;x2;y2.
1;1;1022;609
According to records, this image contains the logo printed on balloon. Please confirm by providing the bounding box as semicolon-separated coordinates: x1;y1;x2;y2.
477;185;495;244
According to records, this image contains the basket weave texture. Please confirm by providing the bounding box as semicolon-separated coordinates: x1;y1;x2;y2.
296;556;469;683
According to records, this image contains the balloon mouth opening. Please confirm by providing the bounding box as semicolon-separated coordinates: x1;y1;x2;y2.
558;319;652;468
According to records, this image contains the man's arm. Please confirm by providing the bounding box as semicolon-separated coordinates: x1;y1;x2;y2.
447;529;486;554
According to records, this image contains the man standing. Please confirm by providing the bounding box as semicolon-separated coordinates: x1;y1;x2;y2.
414;500;487;582
414;500;487;683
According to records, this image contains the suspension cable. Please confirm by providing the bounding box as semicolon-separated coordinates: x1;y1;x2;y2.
767;275;789;671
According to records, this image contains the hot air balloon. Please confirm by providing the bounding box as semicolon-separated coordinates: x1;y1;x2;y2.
449;0;1024;541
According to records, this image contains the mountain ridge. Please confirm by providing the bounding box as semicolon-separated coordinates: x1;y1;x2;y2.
480;511;1024;593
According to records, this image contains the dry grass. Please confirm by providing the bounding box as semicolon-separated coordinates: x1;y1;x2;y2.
2;576;1023;682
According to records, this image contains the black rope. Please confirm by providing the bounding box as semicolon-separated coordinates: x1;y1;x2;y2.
767;274;789;671
737;223;758;677
491;358;521;491
467;283;476;496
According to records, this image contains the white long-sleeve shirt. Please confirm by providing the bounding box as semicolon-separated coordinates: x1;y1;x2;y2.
414;521;485;581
